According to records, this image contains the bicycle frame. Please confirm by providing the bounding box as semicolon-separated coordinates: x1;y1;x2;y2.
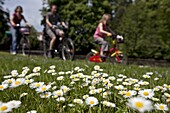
87;35;124;63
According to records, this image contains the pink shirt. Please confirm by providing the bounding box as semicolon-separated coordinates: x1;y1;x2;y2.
93;23;107;38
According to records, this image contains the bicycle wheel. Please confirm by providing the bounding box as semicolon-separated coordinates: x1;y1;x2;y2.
21;37;30;56
61;38;75;60
86;52;94;63
43;36;48;57
115;53;127;65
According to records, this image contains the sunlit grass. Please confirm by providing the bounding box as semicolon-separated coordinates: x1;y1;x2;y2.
0;52;169;113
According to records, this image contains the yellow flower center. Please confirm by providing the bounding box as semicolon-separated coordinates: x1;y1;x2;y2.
42;87;46;91
36;83;40;87
26;80;30;83
159;105;164;110
126;92;131;97
0;105;7;111
0;85;4;89
44;94;49;97
57;92;61;95
8;80;12;83
135;102;144;108
143;92;149;96
15;81;21;85
89;101;94;105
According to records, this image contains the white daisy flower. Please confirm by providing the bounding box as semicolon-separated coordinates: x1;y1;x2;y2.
102;73;108;77
56;97;65;102
19;93;28;99
91;71;97;75
65;71;72;74
7;100;21;109
68;104;75;107
94;73;101;78
47;69;55;74
2;78;15;84
101;91;111;98
89;89;97;95
108;76;116;81
74;67;80;71
58;71;65;75
10;78;25;88
24;79;34;85
138;81;149;85
3;75;12;79
117;78;123;82
126;97;153;113
36;85;51;93
56;76;64;81
154;103;169;111
11;70;18;77
151;97;159;102
49;65;55;69
83;95;89;99
0;102;13;113
53;90;64;97
138;89;154;99
60;85;70;93
52;86;57;90
101;101;116;107
164;93;170;98
33;66;41;73
85;97;98;107
26;110;37;113
29;82;44;89
123;90;137;98
94;65;100;70
118;91;126;95
40;92;51;98
114;85;124;90
89;86;96;90
142;74;150;78
154;77;159;81
21;69;29;75
73;99;83;105
0;84;8;90
22;66;30;70
146;72;153;75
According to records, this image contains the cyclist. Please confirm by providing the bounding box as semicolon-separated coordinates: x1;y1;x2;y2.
93;14;112;57
45;4;67;58
10;6;30;55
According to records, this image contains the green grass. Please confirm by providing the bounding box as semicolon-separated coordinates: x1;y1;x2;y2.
0;52;169;113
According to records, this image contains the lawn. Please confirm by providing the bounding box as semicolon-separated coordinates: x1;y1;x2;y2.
0;52;169;113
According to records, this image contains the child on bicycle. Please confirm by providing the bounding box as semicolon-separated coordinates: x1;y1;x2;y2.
93;14;112;57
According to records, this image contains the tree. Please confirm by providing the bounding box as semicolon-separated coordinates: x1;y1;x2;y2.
0;0;10;45
117;0;170;59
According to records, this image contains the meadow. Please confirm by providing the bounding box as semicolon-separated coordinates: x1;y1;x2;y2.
0;52;169;113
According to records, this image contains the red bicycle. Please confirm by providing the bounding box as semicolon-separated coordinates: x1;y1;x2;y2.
86;35;127;64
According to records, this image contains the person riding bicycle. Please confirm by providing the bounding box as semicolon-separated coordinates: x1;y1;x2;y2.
10;6;30;55
93;14;112;57
45;4;67;58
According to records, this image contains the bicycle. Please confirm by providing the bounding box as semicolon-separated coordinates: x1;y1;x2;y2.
86;35;127;64
5;25;31;56
43;24;75;60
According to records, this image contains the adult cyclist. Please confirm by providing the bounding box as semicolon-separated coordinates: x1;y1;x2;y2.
45;4;67;58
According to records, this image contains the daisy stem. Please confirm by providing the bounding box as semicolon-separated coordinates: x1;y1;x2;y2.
89;107;92;113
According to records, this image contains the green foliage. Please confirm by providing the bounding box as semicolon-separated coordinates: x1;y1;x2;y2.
0;0;10;44
117;0;170;59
